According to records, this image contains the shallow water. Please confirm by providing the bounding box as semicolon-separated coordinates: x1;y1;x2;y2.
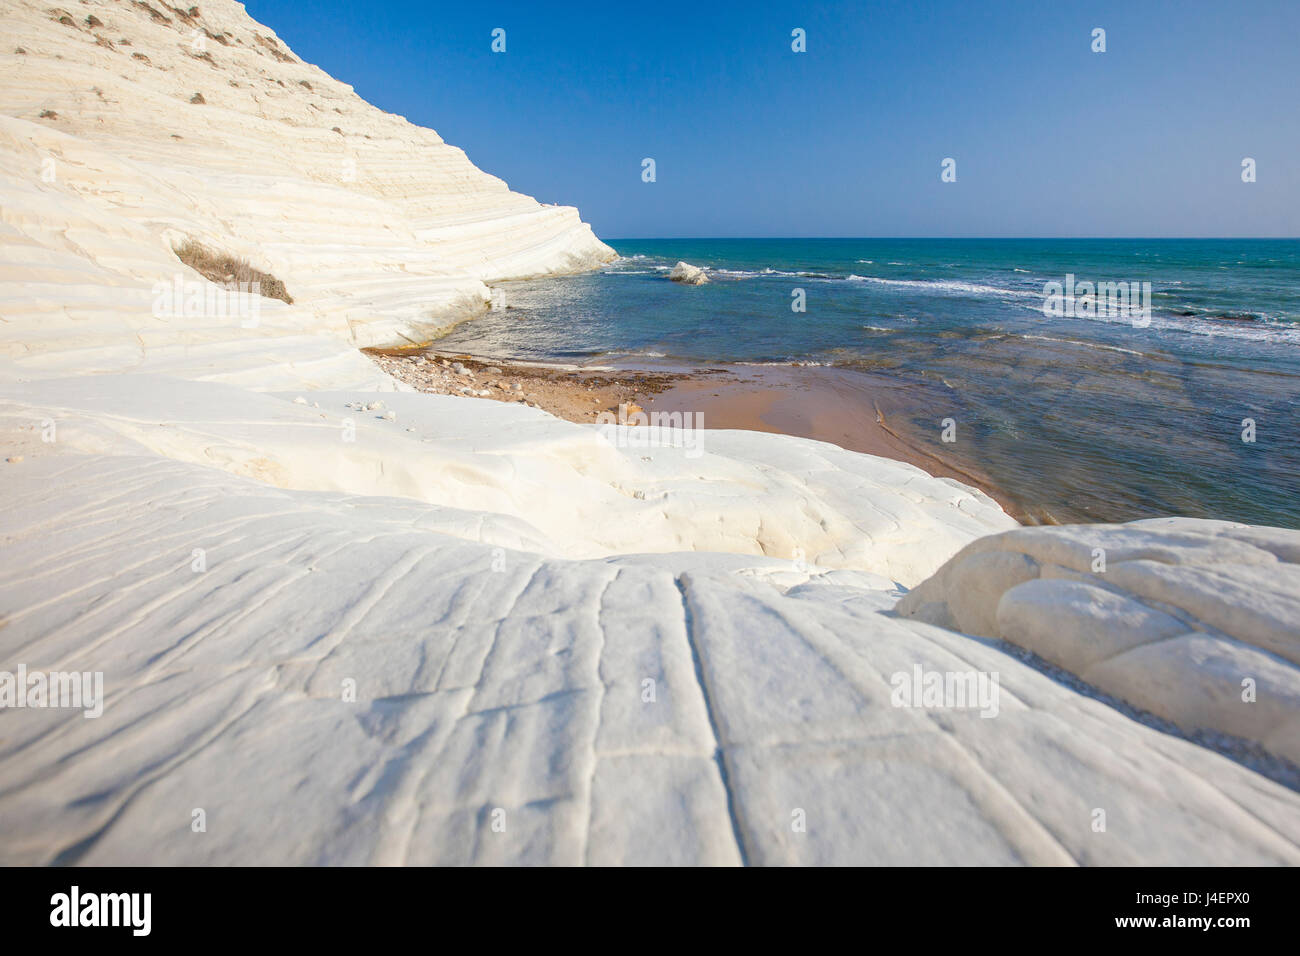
432;239;1300;527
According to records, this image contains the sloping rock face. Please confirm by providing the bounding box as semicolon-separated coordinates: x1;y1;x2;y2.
0;377;1018;589
2;449;1299;865
896;518;1300;765
0;0;614;375
1;388;1299;865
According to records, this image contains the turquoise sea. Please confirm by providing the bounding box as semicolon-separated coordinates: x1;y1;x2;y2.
432;239;1300;527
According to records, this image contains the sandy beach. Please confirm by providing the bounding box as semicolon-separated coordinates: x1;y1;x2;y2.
645;364;1026;519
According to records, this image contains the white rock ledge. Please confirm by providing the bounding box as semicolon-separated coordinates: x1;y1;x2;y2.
896;518;1300;766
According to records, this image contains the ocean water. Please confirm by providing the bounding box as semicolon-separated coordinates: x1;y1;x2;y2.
432;239;1300;527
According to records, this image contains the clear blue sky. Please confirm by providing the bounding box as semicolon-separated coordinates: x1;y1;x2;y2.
245;0;1299;238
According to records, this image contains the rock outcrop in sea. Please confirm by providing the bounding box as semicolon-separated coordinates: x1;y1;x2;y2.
669;261;709;284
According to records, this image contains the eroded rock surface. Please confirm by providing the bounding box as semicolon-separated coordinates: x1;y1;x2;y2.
0;0;613;376
3;456;1299;865
896;519;1300;765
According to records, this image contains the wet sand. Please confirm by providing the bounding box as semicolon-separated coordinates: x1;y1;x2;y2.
644;364;1027;520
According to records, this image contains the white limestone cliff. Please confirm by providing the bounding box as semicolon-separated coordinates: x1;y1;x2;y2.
0;0;614;381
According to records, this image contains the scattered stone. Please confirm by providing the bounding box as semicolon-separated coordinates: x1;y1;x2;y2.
6;456;22;464
364;349;701;427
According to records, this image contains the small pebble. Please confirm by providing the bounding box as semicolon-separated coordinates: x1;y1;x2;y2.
6;456;22;463
381;411;396;421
